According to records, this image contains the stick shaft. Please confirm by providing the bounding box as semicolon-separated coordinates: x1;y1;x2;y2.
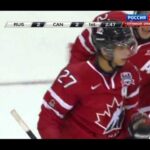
11;109;37;139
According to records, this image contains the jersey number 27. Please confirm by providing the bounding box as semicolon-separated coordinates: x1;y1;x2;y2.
57;69;77;88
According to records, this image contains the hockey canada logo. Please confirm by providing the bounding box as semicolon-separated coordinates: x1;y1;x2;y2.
121;72;134;86
95;97;125;135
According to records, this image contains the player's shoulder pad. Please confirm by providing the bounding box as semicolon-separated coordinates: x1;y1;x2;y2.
66;61;91;80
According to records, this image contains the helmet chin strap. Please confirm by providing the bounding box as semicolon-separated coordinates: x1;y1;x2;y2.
102;47;124;71
100;48;118;71
100;51;118;72
108;60;122;71
108;60;116;70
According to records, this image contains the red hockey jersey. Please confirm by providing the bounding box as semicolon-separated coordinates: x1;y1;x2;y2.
38;60;140;139
68;11;150;116
130;42;150;115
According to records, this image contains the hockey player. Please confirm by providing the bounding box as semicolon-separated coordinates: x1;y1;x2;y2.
129;11;150;116
68;11;150;137
69;11;127;64
37;26;143;139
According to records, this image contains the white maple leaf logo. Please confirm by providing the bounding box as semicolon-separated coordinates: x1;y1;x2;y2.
95;97;125;134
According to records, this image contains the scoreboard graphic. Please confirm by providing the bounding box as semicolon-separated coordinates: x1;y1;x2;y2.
5;21;122;28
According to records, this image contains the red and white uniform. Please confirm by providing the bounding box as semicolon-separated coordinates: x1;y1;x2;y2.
38;60;140;139
130;43;150;115
69;11;150;116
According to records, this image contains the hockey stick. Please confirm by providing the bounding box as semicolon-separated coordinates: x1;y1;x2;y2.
10;109;37;139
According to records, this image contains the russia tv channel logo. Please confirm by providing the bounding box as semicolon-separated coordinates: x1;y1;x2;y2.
126;14;148;21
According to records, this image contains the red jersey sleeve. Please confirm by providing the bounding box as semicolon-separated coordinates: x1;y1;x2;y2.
122;64;141;137
38;66;79;138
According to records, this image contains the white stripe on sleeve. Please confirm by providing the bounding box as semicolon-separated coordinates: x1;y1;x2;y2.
43;100;64;119
48;88;73;110
138;106;150;113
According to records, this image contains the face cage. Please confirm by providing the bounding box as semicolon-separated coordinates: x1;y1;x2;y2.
100;47;114;61
113;39;138;56
100;38;138;61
